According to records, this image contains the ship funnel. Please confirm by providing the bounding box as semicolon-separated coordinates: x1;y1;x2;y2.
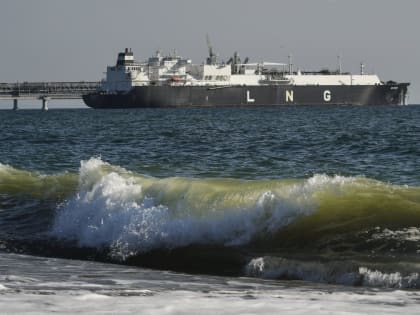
117;48;134;66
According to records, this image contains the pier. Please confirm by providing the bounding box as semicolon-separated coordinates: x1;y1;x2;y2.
0;81;100;110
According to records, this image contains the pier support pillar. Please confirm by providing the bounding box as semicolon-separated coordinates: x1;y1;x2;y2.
41;97;50;111
13;99;19;110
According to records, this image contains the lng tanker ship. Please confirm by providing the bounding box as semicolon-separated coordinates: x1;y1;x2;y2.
83;45;409;108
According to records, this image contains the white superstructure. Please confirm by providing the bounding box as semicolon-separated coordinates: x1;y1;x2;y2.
285;74;381;86
100;48;383;93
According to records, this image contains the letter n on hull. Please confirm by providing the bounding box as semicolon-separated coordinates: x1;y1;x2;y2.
286;90;294;103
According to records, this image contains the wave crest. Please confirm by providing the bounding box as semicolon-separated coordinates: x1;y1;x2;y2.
51;158;355;259
0;163;77;200
3;157;420;264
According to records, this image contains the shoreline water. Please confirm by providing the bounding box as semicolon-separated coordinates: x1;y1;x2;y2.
1;105;420;313
1;252;420;315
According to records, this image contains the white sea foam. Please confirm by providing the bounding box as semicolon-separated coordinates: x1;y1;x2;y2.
245;257;361;285
359;267;420;288
1;277;419;315
51;158;358;259
75;293;110;301
371;227;420;242
2;252;419;315
246;257;420;289
0;162;12;173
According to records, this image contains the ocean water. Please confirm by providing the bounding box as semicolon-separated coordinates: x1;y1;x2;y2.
1;105;420;314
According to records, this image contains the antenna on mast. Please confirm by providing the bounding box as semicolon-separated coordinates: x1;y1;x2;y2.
288;54;293;74
337;55;342;74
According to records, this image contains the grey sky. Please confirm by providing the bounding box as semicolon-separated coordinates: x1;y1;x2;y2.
1;0;419;104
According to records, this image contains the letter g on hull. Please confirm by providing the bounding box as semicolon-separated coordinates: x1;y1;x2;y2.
324;90;332;102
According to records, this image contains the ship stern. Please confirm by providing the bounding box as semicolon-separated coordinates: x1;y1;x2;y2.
385;82;410;105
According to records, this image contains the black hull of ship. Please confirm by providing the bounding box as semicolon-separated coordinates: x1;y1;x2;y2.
83;84;409;108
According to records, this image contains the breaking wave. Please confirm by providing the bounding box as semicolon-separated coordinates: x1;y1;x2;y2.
51;157;331;258
2;157;420;287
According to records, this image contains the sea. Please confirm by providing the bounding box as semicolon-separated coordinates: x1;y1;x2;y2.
1;105;420;314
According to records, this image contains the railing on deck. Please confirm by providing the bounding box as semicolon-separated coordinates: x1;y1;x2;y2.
0;81;100;99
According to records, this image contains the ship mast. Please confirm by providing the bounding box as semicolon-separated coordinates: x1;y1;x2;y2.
360;62;365;75
337;55;342;74
206;34;217;65
288;54;293;75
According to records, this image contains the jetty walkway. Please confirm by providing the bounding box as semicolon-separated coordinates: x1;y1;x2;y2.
0;81;100;110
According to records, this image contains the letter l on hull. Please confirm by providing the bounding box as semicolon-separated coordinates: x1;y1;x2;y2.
247;90;255;103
